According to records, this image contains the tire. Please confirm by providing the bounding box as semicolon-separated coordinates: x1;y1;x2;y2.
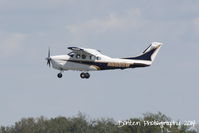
57;73;62;78
80;73;85;79
85;73;90;79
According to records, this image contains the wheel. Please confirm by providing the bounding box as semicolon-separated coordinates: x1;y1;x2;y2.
80;72;90;79
57;73;62;78
80;73;85;79
85;73;90;79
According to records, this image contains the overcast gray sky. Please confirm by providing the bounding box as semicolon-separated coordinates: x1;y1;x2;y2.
0;0;199;126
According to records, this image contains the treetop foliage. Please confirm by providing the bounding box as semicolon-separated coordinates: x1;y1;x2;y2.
0;112;197;133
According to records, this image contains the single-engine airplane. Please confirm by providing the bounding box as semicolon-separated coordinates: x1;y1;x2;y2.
46;42;163;79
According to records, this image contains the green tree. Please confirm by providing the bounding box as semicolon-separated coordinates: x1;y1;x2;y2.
0;112;197;133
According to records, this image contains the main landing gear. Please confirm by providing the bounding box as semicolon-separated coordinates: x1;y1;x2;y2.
80;72;90;79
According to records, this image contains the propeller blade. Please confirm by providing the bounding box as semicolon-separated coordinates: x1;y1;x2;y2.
47;60;51;67
48;48;50;58
46;47;51;67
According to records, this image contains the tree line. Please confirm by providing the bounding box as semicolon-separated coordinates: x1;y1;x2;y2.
0;112;197;133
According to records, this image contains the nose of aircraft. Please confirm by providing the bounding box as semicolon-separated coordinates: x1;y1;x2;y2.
50;55;70;66
50;55;70;60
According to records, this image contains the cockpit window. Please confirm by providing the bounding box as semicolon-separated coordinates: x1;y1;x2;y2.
76;54;80;59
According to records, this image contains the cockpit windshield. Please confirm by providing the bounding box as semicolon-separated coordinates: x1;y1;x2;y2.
68;52;75;57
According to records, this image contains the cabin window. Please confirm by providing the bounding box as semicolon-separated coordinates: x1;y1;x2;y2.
76;54;80;59
97;57;101;60
82;54;86;59
90;56;96;60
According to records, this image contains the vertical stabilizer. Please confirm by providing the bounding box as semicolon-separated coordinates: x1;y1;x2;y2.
123;42;163;62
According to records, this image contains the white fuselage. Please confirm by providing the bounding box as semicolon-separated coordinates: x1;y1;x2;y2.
50;54;151;72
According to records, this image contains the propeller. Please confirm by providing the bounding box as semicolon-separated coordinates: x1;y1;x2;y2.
46;48;51;67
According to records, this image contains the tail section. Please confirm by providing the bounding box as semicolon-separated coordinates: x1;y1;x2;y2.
124;42;163;62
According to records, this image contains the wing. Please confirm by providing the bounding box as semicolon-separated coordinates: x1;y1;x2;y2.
68;47;101;57
68;47;84;51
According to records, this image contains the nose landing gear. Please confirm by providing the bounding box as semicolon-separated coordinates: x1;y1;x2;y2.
80;72;90;79
57;73;63;78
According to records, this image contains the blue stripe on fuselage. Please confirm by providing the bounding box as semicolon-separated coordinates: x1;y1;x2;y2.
66;60;149;70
